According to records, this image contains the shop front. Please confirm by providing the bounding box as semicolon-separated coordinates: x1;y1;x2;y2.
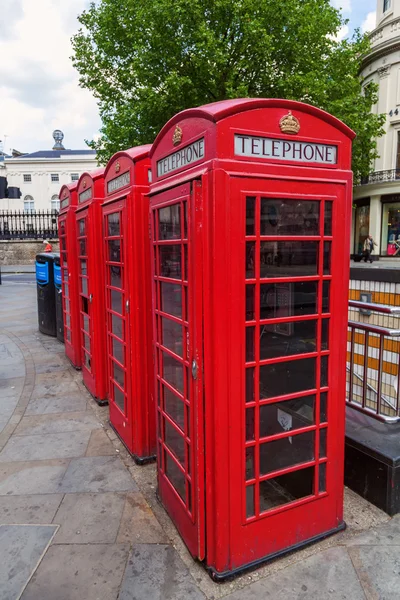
381;194;400;256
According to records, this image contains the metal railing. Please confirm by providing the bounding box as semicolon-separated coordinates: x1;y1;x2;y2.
0;210;59;240
347;300;400;422
359;169;400;185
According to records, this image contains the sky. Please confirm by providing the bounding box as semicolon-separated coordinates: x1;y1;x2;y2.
0;0;379;155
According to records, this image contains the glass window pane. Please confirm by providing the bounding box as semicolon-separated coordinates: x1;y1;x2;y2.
246;367;255;403
260;358;316;399
246;285;255;321
160;246;181;279
108;239;121;263
79;239;86;256
322;281;330;313
260;320;317;361
114;384;125;412
246;242;255;278
159;204;181;240
259;395;315;438
320;392;328;422
80;260;87;275
111;314;123;339
111;289;123;314
246;326;255;362
183;202;188;239
259;466;314;513
320;428;327;458
163;351;184;394
83;314;89;333
110;266;122;288
165;420;185;464
113;362;124;388
162;317;182;357
319;463;327;492
260;242;318;278
246;447;255;480
246;484;255;518
112;337;124;365
164;386;185;430
260;282;318;319
160;282;182;317
260;431;315;475
246;407;255;440
78;219;86;235
321;319;329;350
81;277;88;296
165;453;185;501
108;212;120;236
323;242;331;275
246;196;256;236
321;356;329;387
324;201;332;236
261;199;320;236
83;334;91;352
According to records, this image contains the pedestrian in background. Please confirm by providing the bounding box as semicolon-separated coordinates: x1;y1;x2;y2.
363;234;377;263
43;239;52;253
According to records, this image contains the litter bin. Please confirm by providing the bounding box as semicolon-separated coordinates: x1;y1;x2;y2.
36;252;57;336
54;254;64;343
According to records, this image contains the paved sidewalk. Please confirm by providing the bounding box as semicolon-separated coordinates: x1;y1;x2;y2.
0;280;399;600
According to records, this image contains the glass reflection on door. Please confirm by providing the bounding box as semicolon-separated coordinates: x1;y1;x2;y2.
244;196;331;520
104;210;127;414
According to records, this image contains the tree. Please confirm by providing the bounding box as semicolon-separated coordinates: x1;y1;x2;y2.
72;0;384;177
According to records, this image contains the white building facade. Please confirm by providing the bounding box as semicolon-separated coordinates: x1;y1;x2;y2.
0;132;97;213
353;0;400;257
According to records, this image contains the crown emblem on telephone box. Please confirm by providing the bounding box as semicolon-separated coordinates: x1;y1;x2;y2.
173;125;183;146
115;161;121;173
279;111;300;135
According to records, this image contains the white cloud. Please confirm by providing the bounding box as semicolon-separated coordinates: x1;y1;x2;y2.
335;24;350;41
0;0;100;153
362;11;377;34
331;0;352;14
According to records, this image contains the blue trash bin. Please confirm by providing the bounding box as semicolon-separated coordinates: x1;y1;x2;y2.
36;252;57;336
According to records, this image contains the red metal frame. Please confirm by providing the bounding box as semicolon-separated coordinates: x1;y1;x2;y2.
149;99;355;578
58;183;81;369
102;145;156;462
75;169;108;404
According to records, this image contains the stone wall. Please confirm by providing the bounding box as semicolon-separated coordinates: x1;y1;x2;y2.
0;240;60;265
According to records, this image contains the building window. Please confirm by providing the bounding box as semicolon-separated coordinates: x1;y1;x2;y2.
381;202;400;255
23;174;32;183
354;203;370;255
23;195;35;213
51;195;60;212
384;0;391;13
71;173;79;181
51;173;59;182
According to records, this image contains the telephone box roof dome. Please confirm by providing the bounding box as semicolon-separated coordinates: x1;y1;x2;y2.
104;145;152;178
151;98;355;156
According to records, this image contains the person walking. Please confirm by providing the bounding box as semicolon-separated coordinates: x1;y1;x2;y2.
363;234;377;263
43;239;53;253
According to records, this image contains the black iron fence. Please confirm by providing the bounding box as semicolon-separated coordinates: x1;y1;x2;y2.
359;169;400;185
0;210;59;240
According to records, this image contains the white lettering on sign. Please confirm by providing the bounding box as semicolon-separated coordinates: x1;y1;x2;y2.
107;171;130;194
157;138;205;177
79;188;92;203
234;135;337;165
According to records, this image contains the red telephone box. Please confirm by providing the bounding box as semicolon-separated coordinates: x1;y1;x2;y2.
149;99;355;578
102;145;156;462
75;169;108;405
58;183;81;369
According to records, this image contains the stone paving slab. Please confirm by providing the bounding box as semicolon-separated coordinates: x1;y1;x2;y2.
119;544;206;600
0;418;9;433
21;543;130;600
0;363;26;380
222;546;367;600
59;456;138;493
345;514;400;546
0;524;58;600
25;393;88;415
85;428;116;456
0;459;70;495
0;395;21;417
116;492;168;545
0;377;24;399
0;430;92;462
13;412;101;436
347;545;400;600
0;494;63;525
53;492;126;544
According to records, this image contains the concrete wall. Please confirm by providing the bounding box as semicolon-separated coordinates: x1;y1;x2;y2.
0;240;60;265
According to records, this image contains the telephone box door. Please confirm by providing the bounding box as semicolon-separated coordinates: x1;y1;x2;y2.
103;202;132;447
226;175;348;571
77;210;95;391
151;181;205;559
59;215;73;349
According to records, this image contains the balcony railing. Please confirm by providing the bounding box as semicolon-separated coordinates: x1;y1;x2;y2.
359;169;400;185
347;300;400;422
0;210;59;240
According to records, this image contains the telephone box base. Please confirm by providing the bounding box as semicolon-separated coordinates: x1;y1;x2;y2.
109;421;156;465
206;522;346;582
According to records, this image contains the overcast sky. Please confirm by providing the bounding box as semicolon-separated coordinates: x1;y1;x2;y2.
0;0;378;154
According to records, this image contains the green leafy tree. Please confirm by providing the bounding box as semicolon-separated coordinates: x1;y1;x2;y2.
72;0;385;177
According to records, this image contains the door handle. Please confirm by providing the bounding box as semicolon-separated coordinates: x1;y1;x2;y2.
192;359;198;380
89;294;93;303
126;300;130;314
